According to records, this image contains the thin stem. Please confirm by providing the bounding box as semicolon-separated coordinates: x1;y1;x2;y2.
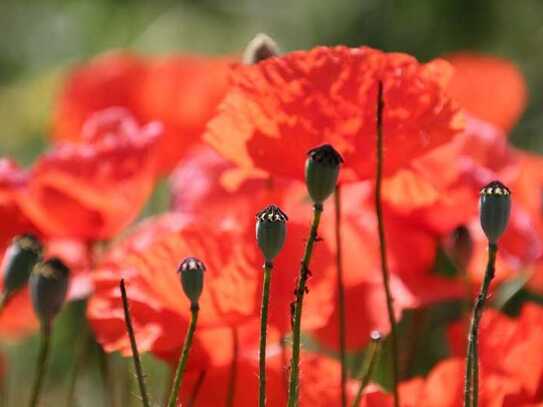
351;336;383;407
167;306;199;407
28;324;51;407
259;263;273;407
226;327;239;407
288;203;324;407
187;370;206;407
120;279;151;407
463;243;497;407
374;80;399;407
334;184;347;407
66;324;90;406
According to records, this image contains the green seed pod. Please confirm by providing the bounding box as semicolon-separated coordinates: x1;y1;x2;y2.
178;257;205;308
480;181;511;244
256;204;288;263
2;234;42;297
243;33;280;64
30;257;69;329
305;144;343;205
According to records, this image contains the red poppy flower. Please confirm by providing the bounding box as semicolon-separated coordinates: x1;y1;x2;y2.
17;108;162;240
445;53;527;132
204;46;463;181
53;52;232;174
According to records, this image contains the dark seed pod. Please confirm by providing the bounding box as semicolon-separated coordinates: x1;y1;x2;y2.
305;144;343;205
243;33;280;65
256;204;288;263
2;234;42;297
449;225;474;272
30;257;69;329
480;181;511;244
178;257;205;308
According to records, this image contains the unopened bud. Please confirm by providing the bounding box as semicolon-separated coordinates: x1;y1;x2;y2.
178;257;205;308
2;234;42;297
305;144;343;205
479;181;511;244
243;33;280;64
256;204;288;263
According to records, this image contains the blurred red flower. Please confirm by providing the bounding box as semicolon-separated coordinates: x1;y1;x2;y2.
53;52;233;173
445;53;527;132
204;46;463;181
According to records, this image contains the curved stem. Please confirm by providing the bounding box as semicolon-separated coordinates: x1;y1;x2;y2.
120;279;151;407
259;262;273;407
28;324;51;407
463;243;497;407
334;185;347;407
167;305;199;407
226;327;239;407
374;80;399;407
288;203;324;407
351;336;382;407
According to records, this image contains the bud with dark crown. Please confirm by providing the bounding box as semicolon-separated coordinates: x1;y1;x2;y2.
178;257;205;308
305;144;343;205
480;181;511;244
256;204;288;263
2;234;42;298
30;257;69;330
243;33;280;65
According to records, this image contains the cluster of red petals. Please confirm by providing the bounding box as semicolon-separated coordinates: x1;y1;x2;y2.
204;46;463;181
53;52;233;173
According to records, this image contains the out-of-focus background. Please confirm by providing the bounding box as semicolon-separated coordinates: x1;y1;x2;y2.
0;0;542;405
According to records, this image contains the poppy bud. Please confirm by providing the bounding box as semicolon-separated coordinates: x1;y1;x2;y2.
305;144;343;205
30;257;69;329
449;225;474;272
480;181;511;244
256;204;288;263
243;33;280;64
178;257;205;308
2;234;42;297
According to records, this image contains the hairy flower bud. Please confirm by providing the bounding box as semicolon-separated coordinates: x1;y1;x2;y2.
305;144;343;205
178;257;205;308
30;257;69;329
480;181;511;244
256;204;288;263
2;234;42;297
243;33;280;64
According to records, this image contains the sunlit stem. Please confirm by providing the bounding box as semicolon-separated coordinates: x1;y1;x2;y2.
167;305;199;407
259;262;273;407
463;243;497;407
351;333;383;407
28;323;51;407
120;279;151;407
334;184;348;407
374;80;399;407
287;203;323;407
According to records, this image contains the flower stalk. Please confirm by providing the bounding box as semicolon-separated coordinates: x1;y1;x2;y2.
28;324;51;407
351;331;383;407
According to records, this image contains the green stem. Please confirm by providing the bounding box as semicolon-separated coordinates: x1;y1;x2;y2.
334;184;347;407
259;263;273;407
120;279;151;407
374;80;399;407
287;203;324;407
463;243;497;407
351;334;382;407
167;305;199;407
66;323;90;406
28;324;51;407
226;327;239;407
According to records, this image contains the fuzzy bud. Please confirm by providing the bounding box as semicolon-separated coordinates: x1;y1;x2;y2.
243;33;280;64
305;144;343;205
30;257;69;329
480;181;511;244
2;234;42;297
256;204;288;263
178;257;205;308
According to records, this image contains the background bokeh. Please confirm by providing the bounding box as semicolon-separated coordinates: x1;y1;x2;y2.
0;1;541;406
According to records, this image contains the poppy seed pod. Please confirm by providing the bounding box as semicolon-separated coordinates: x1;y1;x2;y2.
305;144;343;205
2;234;42;297
30;257;69;328
178;257;205;308
243;33;280;64
480;181;511;244
256;204;288;263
